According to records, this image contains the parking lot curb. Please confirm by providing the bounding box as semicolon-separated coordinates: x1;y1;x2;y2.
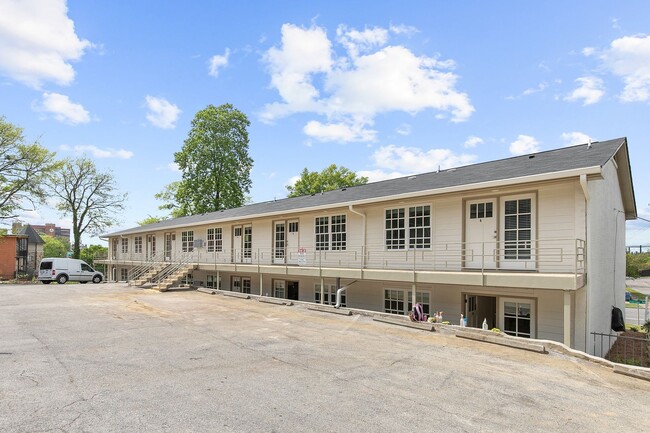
613;363;650;381
456;330;547;354
373;316;434;331
258;297;293;306
307;305;352;316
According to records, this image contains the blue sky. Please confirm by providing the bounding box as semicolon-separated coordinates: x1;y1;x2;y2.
1;0;650;246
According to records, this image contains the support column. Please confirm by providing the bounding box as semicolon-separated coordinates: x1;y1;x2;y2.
320;277;324;304
412;284;417;309
216;271;220;291
259;274;263;296
563;290;572;347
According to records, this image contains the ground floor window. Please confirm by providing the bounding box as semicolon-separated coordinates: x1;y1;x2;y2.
181;273;193;286
500;297;535;338
206;274;221;289
315;283;346;307
274;280;285;298
231;276;251;294
384;289;430;315
120;268;128;281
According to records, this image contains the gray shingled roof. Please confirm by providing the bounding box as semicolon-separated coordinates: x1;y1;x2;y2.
19;224;44;244
105;137;630;237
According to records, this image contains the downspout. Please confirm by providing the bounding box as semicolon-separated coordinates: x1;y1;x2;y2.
348;205;366;268
579;174;589;350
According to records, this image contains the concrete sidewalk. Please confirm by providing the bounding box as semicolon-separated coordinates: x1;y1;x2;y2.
1;283;649;433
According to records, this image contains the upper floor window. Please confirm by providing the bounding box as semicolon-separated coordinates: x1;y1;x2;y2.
315;215;346;251
182;231;194;252
207;228;223;253
504;198;532;260
121;238;128;254
385;205;431;250
134;236;143;254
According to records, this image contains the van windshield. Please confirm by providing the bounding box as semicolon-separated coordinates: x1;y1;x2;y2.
40;261;53;270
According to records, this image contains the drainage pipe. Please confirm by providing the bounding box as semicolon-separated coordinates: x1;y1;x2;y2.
348;205;367;268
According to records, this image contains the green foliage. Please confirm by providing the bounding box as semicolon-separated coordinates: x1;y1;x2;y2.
0;116;61;221
137;215;167;226
642;320;650;334
80;244;107;267
157;104;253;217
42;234;68;258
626;252;650;277
47;158;125;259
286;164;369;198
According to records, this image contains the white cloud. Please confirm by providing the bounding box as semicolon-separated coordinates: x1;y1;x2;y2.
357;169;405;182
303;120;376;142
72;144;134;159
582;47;596;57
564;76;605;105
208;48;230;77
336;25;388;58
561;131;592;147
38;92;90;124
396;123;411;136
463;135;484;148
144;96;181;129
389;24;419;36
371;144;477;173
261;23;474;142
168;162;181;172
0;0;91;88
509;135;540;155
599;34;650;102
522;82;548;96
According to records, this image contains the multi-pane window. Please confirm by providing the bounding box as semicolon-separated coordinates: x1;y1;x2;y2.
134;236;142;254
243;226;252;258
274;280;285;298
385;205;431;249
407;291;431;317
206;274;221;289
470;202;493;219
503;300;533;338
207;228;223;253
121;238;128;254
120;268;128;281
315;215;346;251
504;198;532;260
331;215;346;250
385;208;405;250
275;223;286;259
315;217;329;251
409;206;431;249
147;235;156;256
242;278;251;294
288;221;299;233
315;283;346;307
181;231;194;252
384;289;405;315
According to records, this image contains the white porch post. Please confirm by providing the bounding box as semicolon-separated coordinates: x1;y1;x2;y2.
563;290;572;346
259;274;263;296
411;284;417;309
320;277;324;304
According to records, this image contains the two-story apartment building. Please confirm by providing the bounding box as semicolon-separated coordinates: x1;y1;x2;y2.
100;138;636;354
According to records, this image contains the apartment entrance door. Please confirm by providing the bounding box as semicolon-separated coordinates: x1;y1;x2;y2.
287;281;299;301
465;199;497;269
465;294;497;329
164;232;175;261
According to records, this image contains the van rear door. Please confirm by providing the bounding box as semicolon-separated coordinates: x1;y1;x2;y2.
39;260;53;279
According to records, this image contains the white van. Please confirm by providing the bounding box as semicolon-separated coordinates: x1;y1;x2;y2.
38;258;104;284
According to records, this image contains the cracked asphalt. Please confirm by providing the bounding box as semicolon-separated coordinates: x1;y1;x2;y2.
1;282;649;432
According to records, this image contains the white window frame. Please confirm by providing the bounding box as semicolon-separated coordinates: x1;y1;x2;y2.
500;194;536;270
274;280;285;298
134;236;143;254
181;230;194;252
315;214;346;251
120;268;128;281
383;288;431;316
206;274;221;289
207;228;223;253
121;238;128;254
315;283;346;307
499;297;536;338
385;204;431;250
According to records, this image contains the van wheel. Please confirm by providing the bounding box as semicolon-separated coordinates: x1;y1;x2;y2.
56;274;68;284
92;275;102;284
42;281;51;285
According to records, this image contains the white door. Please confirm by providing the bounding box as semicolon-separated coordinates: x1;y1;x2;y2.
274;222;286;264
232;226;242;263
465;199;497;269
287;220;299;264
164;232;175;261
146;235;156;259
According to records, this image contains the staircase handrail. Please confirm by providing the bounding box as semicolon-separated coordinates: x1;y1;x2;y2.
128;251;167;283
151;252;195;285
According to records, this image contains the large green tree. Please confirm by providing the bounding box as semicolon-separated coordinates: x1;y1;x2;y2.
0;116;60;220
286;164;368;198
42;234;69;258
157;104;253;217
48;158;125;259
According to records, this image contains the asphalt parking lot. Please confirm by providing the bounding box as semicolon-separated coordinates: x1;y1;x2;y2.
1;283;649;432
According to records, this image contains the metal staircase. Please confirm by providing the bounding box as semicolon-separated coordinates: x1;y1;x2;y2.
150;252;196;292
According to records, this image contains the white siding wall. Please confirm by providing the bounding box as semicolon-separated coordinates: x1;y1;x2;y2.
586;159;627;348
